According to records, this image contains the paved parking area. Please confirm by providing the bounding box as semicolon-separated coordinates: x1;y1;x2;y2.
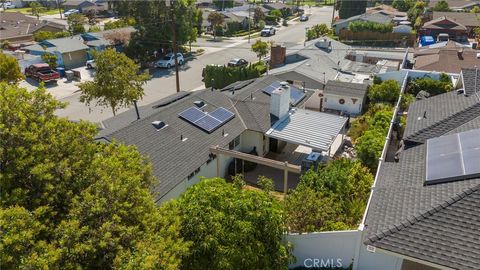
19;67;95;100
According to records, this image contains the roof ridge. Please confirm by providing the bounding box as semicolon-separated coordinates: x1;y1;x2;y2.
405;101;480;143
365;183;480;245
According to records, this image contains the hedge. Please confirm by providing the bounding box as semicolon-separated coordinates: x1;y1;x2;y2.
204;62;267;89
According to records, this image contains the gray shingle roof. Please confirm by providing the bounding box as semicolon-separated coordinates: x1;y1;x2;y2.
98;75;313;201
364;89;480;269
403;91;479;143
365;184;480;270
461;68;480;96
324;80;369;98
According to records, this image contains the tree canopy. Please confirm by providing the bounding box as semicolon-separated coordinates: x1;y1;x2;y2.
251;39;270;62
176;178;291;270
0;82;188;269
406;74;452;97
285;159;374;233
78;48;149;116
337;0;367;19
434;0;450;11
254;7;266;25
67;13;87;34
367;79;401;104
116;0;199;63
0;51;24;84
208;12;224;40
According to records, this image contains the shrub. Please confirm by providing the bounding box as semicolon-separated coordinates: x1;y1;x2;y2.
104;17;136;30
367;79;400;104
348;21;393;33
407;75;452;96
203;62;266;89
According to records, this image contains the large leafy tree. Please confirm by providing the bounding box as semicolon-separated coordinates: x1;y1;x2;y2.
338;0;367;19
67;13;87;34
0;51;24;83
208;12;224;41
116;0;199;63
434;0;450;11
177;178;291;270
286;159;374;233
254;7;266;26
0;83;188;269
79;48;149;116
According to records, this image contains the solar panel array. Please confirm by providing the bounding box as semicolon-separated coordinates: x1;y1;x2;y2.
426;128;480;185
262;81;306;106
179;106;235;133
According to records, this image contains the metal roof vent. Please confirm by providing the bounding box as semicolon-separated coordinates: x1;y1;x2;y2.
152;121;167;130
194;100;206;108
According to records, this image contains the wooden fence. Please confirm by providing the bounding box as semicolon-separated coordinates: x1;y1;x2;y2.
338;29;415;46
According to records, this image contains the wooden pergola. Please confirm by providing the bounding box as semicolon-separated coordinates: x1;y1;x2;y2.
210;146;301;194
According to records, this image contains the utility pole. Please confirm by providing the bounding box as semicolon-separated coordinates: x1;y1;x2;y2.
248;2;252;43
331;0;336;25
56;0;63;19
167;0;180;93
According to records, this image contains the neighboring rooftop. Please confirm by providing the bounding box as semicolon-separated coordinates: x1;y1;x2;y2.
413;40;480;73
0;12;65;42
332;12;392;26
324;80;369;98
364;84;480;269
422;16;468;31
428;0;480;9
24;35;89;54
433;11;480;27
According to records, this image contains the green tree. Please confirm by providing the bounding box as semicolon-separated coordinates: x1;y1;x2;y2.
434;0;450;11
67;13;87;34
367;79;401;103
104;17;136;30
208;12;224;41
407;75;452;96
0;83;188;269
471;6;480;13
177;178;291;270
88;25;101;32
392;0;411;12
356;129;386;171
41;52;58;69
269;9;282;22
338;0;367;19
254;7;266;26
251;39;270;62
286;159;374;232
212;0;234;10
78;49;149;116
0;51;24;83
29;1;44;20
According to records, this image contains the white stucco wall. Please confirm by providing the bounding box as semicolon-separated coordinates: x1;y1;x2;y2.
324;93;363;115
240;130;267;156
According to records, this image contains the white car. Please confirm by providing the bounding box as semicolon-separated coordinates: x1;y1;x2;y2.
261;26;276;37
1;2;16;9
86;60;95;69
155;53;184;69
64;9;79;17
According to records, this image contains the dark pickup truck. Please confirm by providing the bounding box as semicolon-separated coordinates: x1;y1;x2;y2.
25;63;60;83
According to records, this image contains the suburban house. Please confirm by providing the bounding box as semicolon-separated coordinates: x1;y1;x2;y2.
80;27;134;52
0;12;65;43
61;0;97;13
263;2;291;15
97;75;349;202
419;16;469;42
365;4;407;17
323;80;369;115
23;35;89;69
363;68;480;270
432;11;480;37
412;40;480;73
332;13;392;35
428;0;480;11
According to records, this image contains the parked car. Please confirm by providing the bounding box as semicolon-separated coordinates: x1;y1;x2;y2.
155;53;184;69
227;58;248;67
64;9;79;17
25;63;60;83
261;26;276;37
86;59;96;69
300;14;309;21
1;2;16;9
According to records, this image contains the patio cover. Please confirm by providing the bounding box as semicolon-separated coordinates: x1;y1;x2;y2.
265;109;347;152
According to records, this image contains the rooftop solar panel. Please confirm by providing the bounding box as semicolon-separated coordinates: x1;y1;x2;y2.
210;107;235;123
179;107;205;123
178;106;236;133
426;128;480;185
196;115;222;133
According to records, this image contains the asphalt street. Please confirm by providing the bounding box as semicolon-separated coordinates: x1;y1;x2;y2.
55;6;334;123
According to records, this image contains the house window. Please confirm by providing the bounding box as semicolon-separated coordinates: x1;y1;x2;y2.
229;135;241;150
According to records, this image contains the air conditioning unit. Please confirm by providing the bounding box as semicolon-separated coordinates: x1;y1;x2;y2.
301;152;324;173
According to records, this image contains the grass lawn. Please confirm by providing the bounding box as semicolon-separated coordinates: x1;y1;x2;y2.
5;7;61;16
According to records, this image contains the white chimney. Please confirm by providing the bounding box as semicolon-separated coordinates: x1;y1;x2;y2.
270;81;290;119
